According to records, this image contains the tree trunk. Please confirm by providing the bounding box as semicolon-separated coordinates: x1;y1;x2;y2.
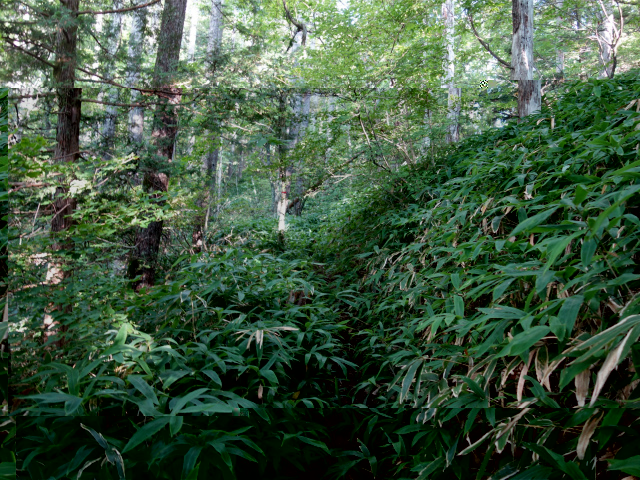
555;0;565;79
126;0;147;148
207;0;223;68
192;0;223;251
443;0;460;144
187;0;198;62
275;92;290;232
597;2;616;79
511;0;540;122
44;0;81;348
101;0;123;158
128;0;188;292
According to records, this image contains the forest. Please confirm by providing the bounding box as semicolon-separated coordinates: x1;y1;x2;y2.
2;0;640;477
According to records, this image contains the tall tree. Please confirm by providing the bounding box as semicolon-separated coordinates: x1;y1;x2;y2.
595;0;621;78
44;0;82;347
126;0;148;149
101;0;123;158
128;0;188;291
442;0;460;143
192;0;224;252
511;0;541;121
556;0;565;79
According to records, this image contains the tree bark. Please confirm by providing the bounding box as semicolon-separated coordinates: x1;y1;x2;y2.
101;0;123;158
186;0;198;62
443;0;460;144
511;0;540;121
596;1;617;79
556;0;565;79
192;0;223;252
207;0;223;67
128;0;187;292
44;0;82;348
126;0;147;148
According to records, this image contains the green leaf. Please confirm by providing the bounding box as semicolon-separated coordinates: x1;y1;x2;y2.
510;207;559;236
260;369;278;385
535;270;556;296
591;185;640;234
122;417;170;453
451;273;461;290
549;295;583;342
201;369;222;387
497;326;550;358
170;388;209;415
298;436;331;455
182;446;203;480
461;376;486;399
113;324;129;346
574;185;589;205
581;237;598;266
180;404;234;414
453;295;464;317
608;455;640;475
80;424;111;450
170;416;184;437
400;358;423;403
128;375;159;405
208;442;233;470
493;278;516;301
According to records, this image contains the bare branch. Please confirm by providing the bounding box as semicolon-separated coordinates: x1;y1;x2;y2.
465;10;513;70
77;0;160;15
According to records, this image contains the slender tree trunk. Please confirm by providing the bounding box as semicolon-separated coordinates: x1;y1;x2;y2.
44;0;81;348
128;0;188;292
192;0;223;251
443;0;460;143
207;0;223;70
274;92;290;232
555;0;565;79
127;0;147;149
101;0;122;158
597;1;616;79
511;0;540;122
187;0;198;62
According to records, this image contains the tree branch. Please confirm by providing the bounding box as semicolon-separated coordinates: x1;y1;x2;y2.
282;0;306;51
77;0;160;15
304;151;365;198
465;10;513;70
3;38;56;68
74;66;158;95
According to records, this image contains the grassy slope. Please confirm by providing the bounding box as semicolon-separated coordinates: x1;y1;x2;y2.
13;71;640;480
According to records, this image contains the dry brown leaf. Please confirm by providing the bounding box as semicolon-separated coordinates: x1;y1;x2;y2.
481;197;493;214
258;384;263;400
589;329;635;407
540;357;565;392
535;346;550;390
551;117;555;130
517;350;536;402
577;411;603;460
575;369;590;407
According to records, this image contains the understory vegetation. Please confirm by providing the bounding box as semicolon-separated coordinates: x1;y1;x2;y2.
8;71;640;479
